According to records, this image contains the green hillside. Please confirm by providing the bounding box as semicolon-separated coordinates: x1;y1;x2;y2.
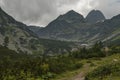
0;42;119;80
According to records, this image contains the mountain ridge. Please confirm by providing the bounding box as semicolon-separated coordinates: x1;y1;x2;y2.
0;7;74;54
0;7;120;54
35;9;120;44
86;10;106;23
57;10;85;23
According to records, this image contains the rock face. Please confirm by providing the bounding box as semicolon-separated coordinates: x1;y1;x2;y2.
0;7;16;24
57;10;85;23
38;10;85;40
36;9;120;44
28;26;43;35
0;6;120;54
0;7;74;54
86;10;106;23
0;7;43;54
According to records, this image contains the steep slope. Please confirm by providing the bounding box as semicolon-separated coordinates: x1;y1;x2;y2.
0;7;37;37
101;14;120;45
0;7;75;55
37;10;106;41
96;14;120;40
28;26;43;35
86;10;106;23
0;7;15;24
0;7;44;54
0;45;29;59
36;10;120;44
38;10;85;40
83;14;120;43
57;10;85;23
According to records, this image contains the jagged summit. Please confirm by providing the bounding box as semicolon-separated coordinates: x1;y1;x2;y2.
0;7;16;24
86;10;106;23
0;7;6;15
57;10;85;23
0;7;8;15
0;7;2;10
111;14;120;20
66;10;77;13
65;10;81;16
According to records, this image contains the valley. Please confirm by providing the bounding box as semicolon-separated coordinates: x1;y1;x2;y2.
0;5;120;80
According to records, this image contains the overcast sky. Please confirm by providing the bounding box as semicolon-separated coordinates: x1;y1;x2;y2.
0;0;120;26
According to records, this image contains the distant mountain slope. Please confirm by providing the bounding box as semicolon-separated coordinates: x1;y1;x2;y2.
28;26;43;35
38;10;86;40
0;45;29;59
36;10;120;45
0;7;43;54
0;7;74;55
57;10;85;23
0;6;119;55
86;10;106;23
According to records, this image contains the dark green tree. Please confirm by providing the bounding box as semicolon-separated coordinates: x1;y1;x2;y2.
3;36;9;47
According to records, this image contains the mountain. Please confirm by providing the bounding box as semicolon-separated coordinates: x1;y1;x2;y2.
0;45;28;59
28;26;43;35
0;7;43;54
38;10;86;40
102;14;120;45
35;10;120;45
0;7;74;55
57;10;85;23
0;7;119;54
0;7;16;24
86;10;106;23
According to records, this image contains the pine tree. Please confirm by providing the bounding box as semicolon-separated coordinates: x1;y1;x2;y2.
3;36;9;47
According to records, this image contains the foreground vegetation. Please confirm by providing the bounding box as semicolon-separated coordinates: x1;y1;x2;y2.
0;46;82;80
0;42;120;80
85;61;120;80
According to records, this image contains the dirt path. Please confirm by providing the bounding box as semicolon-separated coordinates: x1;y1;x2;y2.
70;64;90;80
71;72;85;80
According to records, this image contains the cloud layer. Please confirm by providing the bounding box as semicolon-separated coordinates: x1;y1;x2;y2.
0;0;120;26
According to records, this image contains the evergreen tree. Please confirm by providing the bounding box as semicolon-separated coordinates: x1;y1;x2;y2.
3;36;9;47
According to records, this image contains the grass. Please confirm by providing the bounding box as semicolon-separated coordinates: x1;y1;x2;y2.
112;35;120;41
52;54;120;80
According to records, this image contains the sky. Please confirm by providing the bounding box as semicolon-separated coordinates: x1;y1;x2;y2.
0;0;120;27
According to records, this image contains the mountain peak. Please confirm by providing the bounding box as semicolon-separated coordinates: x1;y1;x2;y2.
0;7;5;13
90;9;100;12
57;10;85;23
64;10;83;17
66;10;78;15
0;6;2;10
86;10;106;23
0;7;16;24
111;14;120;20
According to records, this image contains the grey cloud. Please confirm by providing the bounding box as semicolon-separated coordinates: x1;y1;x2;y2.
1;0;58;26
0;0;120;26
94;0;120;18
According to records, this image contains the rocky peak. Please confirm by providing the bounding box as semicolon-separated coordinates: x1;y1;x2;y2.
86;10;106;23
111;14;120;20
0;7;16;24
57;10;85;23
